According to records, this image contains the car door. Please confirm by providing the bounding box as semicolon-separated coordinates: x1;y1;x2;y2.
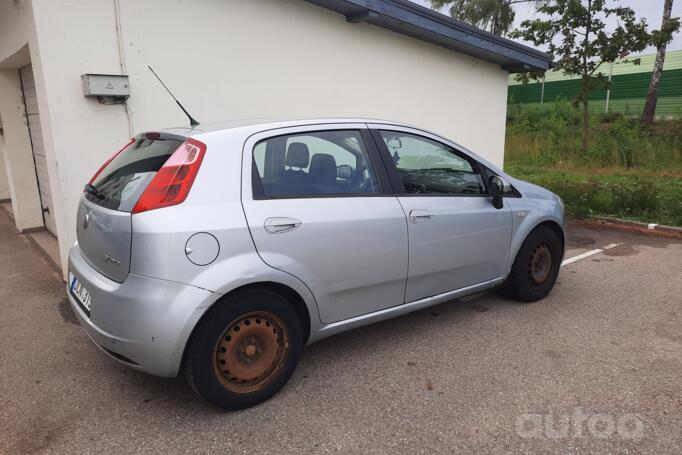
369;125;512;303
241;124;409;324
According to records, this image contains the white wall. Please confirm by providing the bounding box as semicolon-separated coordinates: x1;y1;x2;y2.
0;1;35;65
6;0;510;277
29;0;128;275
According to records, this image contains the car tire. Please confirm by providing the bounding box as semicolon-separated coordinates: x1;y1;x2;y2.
503;225;562;302
184;289;303;410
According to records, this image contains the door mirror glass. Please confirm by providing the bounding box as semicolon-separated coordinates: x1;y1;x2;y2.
490;175;512;194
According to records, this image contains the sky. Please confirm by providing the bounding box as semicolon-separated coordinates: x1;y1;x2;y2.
411;0;682;54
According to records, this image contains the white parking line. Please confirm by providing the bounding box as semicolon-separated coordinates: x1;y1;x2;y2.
561;243;621;267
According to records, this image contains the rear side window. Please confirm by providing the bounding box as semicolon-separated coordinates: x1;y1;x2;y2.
86;137;183;211
252;130;380;197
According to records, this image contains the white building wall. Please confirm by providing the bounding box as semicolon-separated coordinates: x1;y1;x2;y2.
0;1;36;63
4;0;510;277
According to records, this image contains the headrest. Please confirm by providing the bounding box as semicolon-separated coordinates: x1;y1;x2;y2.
309;153;337;184
286;142;310;168
337;164;352;180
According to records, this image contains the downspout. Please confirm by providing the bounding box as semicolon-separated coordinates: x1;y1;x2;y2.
113;0;134;136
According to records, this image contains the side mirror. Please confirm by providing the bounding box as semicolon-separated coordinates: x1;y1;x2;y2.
337;165;353;180
489;175;510;209
500;176;512;193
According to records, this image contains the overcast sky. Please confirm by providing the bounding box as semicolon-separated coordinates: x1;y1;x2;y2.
411;0;682;54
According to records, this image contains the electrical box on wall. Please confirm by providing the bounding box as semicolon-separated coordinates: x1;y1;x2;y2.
82;74;130;98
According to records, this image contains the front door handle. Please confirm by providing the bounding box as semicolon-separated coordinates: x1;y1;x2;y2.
264;217;302;234
409;209;434;223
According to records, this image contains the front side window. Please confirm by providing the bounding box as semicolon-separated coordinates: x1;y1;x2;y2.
253;130;379;197
379;131;486;195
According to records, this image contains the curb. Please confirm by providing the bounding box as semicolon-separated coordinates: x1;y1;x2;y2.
585;216;682;236
24;231;63;275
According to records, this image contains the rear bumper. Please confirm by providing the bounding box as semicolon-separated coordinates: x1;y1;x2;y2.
67;244;217;377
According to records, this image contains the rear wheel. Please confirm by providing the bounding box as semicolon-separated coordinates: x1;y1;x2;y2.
185;289;303;410
503;226;562;302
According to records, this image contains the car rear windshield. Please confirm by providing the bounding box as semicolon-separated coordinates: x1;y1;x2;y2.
85;137;184;211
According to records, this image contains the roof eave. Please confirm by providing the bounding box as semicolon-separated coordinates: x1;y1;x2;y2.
304;0;552;73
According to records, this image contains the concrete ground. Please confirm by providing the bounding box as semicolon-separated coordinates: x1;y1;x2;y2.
0;210;680;454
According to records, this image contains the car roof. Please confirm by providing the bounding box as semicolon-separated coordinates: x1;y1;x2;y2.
160;117;413;136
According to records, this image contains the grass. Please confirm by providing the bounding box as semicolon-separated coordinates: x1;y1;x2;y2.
504;102;682;226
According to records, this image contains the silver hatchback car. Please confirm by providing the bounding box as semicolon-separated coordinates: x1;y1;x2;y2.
68;118;565;409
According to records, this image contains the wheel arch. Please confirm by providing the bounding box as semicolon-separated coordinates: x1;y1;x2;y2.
179;281;312;374
508;218;566;275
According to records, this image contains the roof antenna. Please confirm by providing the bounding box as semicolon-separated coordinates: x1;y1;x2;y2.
147;65;199;127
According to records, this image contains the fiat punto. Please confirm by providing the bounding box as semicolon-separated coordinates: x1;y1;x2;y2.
68;118;565;410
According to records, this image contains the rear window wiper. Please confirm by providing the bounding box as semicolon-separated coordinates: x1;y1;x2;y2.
84;183;105;200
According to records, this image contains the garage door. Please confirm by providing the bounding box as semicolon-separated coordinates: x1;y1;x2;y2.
20;65;57;236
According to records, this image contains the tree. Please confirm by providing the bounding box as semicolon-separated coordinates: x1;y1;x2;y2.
511;0;650;154
641;0;680;126
430;0;546;36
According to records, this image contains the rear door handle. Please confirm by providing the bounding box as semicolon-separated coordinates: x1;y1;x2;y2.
409;209;434;223
264;217;302;234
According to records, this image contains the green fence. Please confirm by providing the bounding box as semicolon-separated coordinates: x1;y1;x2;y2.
508;50;682;117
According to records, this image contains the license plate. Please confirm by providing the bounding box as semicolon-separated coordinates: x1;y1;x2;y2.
69;273;92;316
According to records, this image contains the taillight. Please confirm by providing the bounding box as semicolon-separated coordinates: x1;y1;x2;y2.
131;138;206;214
87;138;135;186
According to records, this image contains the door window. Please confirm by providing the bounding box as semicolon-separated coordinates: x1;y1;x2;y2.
253;130;379;197
378;131;486;195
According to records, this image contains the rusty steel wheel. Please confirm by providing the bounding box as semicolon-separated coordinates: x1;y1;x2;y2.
213;311;290;394
528;242;552;285
185;289;303;410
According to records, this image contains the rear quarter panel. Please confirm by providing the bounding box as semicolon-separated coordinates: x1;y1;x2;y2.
129;130;323;332
129;130;248;285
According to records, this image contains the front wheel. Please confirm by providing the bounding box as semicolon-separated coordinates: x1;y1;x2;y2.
184;289;303;410
503;225;562;302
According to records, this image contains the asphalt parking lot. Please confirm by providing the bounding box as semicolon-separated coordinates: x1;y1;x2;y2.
1;210;681;454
